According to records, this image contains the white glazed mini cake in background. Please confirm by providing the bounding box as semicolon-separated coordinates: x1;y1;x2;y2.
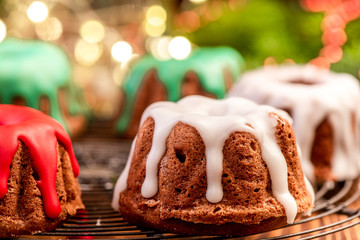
228;64;360;183
112;95;314;236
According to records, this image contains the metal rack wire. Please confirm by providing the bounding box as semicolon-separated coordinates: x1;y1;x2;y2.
16;138;360;239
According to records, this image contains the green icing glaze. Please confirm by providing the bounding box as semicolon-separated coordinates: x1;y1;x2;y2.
0;38;87;133
116;46;245;134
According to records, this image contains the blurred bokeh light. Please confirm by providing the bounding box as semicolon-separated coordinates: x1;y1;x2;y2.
27;1;48;23
80;20;105;44
144;5;166;37
35;17;62;41
145;5;167;27
0;20;6;42
111;41;133;62
189;0;207;4
168;36;192;60
147;36;172;60
75;39;102;66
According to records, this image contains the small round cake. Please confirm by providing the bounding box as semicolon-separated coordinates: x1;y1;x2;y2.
0;38;89;137
228;64;360;183
112;96;314;236
0;104;84;237
116;46;244;138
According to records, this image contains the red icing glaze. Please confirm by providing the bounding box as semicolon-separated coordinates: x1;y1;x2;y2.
0;104;79;219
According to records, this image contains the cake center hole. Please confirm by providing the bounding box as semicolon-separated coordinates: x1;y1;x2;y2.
288;79;318;85
175;149;186;163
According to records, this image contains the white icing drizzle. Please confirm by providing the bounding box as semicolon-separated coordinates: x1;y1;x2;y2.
112;95;312;223
228;64;360;182
303;174;315;216
111;137;136;211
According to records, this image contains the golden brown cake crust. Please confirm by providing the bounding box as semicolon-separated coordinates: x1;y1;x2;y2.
181;71;216;98
120;203;288;237
0;141;84;238
119;114;313;236
123;70;167;138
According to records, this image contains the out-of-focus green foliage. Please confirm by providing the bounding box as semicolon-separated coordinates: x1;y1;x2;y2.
186;0;324;69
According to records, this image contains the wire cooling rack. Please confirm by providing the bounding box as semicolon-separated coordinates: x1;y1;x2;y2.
16;137;360;239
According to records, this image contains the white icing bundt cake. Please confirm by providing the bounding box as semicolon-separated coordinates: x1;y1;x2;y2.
228;64;360;183
112;95;314;236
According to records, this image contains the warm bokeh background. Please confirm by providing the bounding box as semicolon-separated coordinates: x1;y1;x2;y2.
0;0;359;118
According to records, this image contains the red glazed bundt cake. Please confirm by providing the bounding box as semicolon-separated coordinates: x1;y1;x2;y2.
112;95;314;236
228;64;360;183
0;104;84;237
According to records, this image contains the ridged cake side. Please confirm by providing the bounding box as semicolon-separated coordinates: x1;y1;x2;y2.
0;142;83;238
118;114;313;236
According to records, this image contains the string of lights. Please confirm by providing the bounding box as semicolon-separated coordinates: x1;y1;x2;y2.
0;0;197;117
302;0;360;69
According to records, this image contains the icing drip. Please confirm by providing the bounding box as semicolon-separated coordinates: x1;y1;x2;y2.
0;104;79;218
111;137;136;211
116;47;244;134
113;95;306;223
304;174;315;216
228;64;360;182
0;38;88;134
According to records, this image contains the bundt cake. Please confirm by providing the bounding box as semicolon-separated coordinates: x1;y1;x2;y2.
0;104;84;237
0;37;89;137
115;46;244;138
112;95;314;236
228;64;360;183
